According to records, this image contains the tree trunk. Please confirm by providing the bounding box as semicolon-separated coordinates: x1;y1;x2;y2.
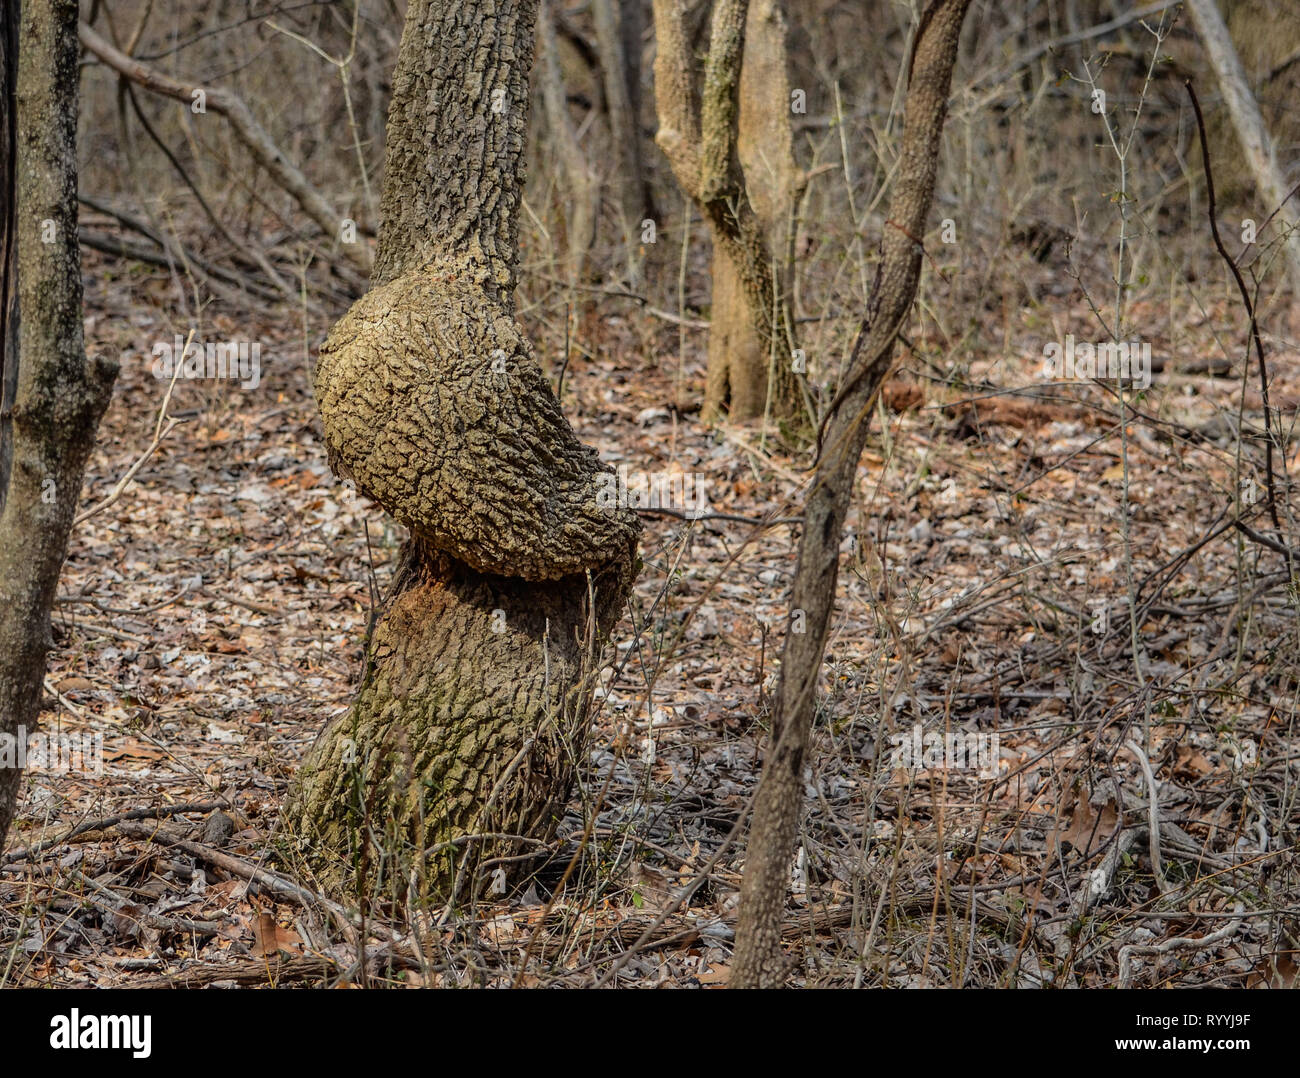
705;0;803;424
540;0;599;284
652;0;804;424
0;0;18;510
730;0;971;988
593;0;649;285
1186;0;1300;292
285;0;640;905
0;0;118;854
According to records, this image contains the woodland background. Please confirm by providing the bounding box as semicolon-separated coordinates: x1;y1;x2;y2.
1;0;1298;988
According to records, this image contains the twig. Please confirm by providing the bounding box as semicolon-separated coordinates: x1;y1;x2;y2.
1126;739;1168;893
1117;902;1246;988
77;21;369;274
114;821;396;946
1186;79;1283;531
634;506;803;526
75;332;188;526
2;801;222;863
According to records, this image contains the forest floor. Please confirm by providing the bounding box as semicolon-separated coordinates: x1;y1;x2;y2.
2;244;1299;988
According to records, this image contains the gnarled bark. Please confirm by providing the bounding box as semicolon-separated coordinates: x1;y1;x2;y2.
285;0;639;904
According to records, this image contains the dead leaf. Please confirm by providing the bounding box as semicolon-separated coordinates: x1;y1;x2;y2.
1048;789;1120;858
252;911;303;957
55;676;95;693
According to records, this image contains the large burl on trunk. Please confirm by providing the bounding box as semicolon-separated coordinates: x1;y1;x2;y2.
285;0;639;903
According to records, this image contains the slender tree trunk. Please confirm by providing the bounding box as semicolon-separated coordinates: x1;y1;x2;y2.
706;0;804;424
538;0;598;282
1186;0;1300;292
730;0;971;988
593;0;649;284
653;0;804;424
286;0;639;904
540;0;599;283
0;0;118;854
0;0;18;510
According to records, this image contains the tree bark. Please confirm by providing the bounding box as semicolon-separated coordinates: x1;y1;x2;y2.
540;0;599;283
1186;0;1300;292
0;0;18;510
0;0;118;854
706;0;804;425
729;0;971;988
593;0;650;284
285;0;639;904
652;0;803;424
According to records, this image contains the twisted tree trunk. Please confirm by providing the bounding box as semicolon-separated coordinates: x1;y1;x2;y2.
653;0;804;424
707;0;804;424
0;0;118;854
285;0;639;905
730;0;971;988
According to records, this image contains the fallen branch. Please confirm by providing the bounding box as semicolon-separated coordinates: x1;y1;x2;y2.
114;821;398;947
2;801;222;863
128;955;339;989
77;21;370;275
1117;902;1246;988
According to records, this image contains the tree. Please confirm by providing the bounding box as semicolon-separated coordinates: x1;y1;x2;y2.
285;0;641;904
730;0;972;988
653;0;806;424
539;0;600;283
0;0;119;853
592;0;651;286
0;0;17;507
1185;0;1300;292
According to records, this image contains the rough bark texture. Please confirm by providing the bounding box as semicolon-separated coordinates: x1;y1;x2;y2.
0;0;17;510
653;0;803;423
286;0;639;903
0;0;118;854
730;0;971;988
371;0;534;293
289;541;631;899
313;265;638;581
1186;0;1300;292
